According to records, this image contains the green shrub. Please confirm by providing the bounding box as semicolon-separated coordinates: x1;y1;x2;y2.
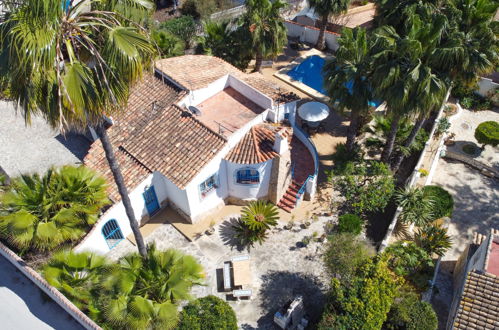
233;201;279;248
324;233;375;282
152;29;185;58
384;290;438;330
383;242;434;290
178;295;237;330
415;224;452;257
332;160;395;215
338;213;364;235
161;16;196;48
422;185;454;219
474;121;499;149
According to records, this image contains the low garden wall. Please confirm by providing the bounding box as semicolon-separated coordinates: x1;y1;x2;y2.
285;20;340;51
0;241;101;330
379;89;452;251
291;122;320;200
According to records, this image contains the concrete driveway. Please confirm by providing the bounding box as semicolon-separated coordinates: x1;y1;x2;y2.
0;255;84;330
0;101;90;178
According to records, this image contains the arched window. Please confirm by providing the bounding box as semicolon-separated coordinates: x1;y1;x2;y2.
102;219;124;249
236;168;260;184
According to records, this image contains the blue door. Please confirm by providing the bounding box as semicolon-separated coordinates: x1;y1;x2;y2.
143;186;160;216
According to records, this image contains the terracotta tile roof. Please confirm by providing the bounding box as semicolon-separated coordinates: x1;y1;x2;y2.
225;124;291;164
85;74;224;199
453;270;499;329
123;104;226;189
155;55;299;102
84;142;151;202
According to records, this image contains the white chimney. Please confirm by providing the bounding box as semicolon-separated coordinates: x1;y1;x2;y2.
273;128;289;154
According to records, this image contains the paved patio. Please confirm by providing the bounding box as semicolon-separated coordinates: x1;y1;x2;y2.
0;101;91;177
108;211;334;328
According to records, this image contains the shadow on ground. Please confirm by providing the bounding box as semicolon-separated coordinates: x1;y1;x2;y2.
240;271;326;329
219;217;246;252
55;132;91;162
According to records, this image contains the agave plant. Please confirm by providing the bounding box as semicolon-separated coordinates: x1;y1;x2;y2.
100;244;204;329
395;186;434;227
414;224;452;257
0;166;109;252
233;201;279;248
43;250;107;313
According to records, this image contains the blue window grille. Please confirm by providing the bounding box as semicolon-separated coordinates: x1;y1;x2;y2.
199;174;218;198
236;168;260;184
102;219;124;249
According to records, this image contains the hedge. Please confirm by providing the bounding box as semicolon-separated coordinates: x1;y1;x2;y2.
178;295;237;330
423;185;454;219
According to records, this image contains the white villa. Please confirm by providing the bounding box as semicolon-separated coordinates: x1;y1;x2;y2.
76;55;318;255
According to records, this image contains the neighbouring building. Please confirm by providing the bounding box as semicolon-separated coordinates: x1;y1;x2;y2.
75;55;318;255
447;228;499;329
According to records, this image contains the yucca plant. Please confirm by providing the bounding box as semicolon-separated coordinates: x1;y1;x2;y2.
395;186;434;228
43;250;107;313
233;201;279;248
99;244;204;329
414;224;452;257
0;166;109;252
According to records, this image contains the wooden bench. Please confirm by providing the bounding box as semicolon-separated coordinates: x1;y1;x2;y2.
233;289;252;299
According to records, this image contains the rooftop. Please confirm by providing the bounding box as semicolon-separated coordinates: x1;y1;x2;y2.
155;55;299;102
196;87;265;136
486;237;499;276
225;124;291;164
453;271;499;329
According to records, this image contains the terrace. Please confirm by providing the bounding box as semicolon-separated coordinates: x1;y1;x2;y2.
196;87;265;136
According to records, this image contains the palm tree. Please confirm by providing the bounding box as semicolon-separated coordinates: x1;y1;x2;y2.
233;201;279;247
0;166;109;252
244;0;287;72
414;224;452;257
100;244;204;329
394;186;434;227
374;0;440;31
0;0;156;257
43;250;107;314
323;27;374;152
308;0;350;50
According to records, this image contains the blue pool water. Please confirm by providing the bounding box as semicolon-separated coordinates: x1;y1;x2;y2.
287;55;381;107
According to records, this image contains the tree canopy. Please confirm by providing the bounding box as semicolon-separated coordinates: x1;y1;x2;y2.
475;121;499;149
178;295;238;330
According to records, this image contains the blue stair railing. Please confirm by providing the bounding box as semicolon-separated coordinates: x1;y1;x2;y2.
295;175;313;207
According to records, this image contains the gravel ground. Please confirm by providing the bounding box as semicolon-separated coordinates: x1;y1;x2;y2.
108;215;335;329
0;101;90;178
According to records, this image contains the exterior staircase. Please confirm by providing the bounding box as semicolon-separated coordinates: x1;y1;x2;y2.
277;180;303;213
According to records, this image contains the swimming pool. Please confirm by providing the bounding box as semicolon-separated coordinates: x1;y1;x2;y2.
286;55;381;107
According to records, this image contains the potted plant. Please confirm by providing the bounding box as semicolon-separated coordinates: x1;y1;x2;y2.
444;133;456;146
312;231;319;242
301;236;311;247
303;211;311;228
285;220;294;230
318;233;327;243
206;220;216;235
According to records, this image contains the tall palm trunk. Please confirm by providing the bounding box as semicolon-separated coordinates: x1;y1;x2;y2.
315;15;328;51
391;117;425;172
95;123;147;258
346;110;360;152
381;113;401;164
254;49;263;73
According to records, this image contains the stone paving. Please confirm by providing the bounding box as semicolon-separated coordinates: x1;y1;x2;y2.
108;214;335;328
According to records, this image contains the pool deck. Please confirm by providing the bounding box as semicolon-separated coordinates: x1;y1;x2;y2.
273;49;333;103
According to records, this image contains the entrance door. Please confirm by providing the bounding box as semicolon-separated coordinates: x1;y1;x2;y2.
143;186;160;216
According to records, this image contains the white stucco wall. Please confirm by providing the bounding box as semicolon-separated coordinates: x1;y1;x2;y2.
186;75;229;107
226;160;273;200
184;160;229;222
285;20;340;51
227;75;273;110
477;76;498;97
75;172;169;255
268;101;297;123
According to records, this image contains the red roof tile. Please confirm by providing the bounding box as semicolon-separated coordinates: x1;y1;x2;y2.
225;124;291;164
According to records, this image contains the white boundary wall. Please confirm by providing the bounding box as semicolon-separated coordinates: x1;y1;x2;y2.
477;76;498;97
285;20;340;51
0;242;101;330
